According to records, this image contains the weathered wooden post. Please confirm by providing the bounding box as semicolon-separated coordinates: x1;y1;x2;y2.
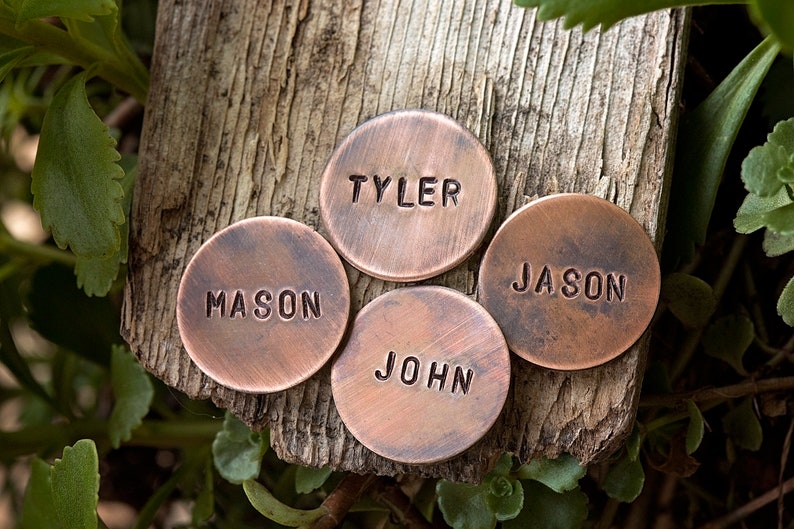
122;1;687;481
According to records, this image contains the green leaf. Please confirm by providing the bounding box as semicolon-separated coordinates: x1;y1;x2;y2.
243;479;327;527
31;71;125;258
436;480;498;529
295;465;333;494
75;161;134;296
763;229;794;256
485;476;523;522
212;411;268;484
741;118;794;196
516;453;585;493
503;480;587;529
51;439;99;529
777;274;794;325
685;400;705;455
0;46;33;83
734;186;792;233
602;454;644;503
28;263;121;366
108;345;154;448
741;143;790;196
702;314;753;376
437;454;523;528
754;0;794;52
660;273;717;328
763;202;794;234
667;36;780;264
192;459;215;524
20;458;60;529
16;0;116;23
512;0;735;32
722;398;763;451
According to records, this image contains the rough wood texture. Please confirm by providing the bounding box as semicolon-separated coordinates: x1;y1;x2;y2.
122;0;687;482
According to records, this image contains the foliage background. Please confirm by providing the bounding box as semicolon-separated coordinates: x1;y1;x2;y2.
1;1;794;529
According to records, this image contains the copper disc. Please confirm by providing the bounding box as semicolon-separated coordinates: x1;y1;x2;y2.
319;109;497;282
331;286;510;464
177;217;350;393
478;194;661;370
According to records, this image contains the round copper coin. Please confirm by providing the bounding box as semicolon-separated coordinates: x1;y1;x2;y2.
177;217;350;393
319;109;497;282
331;286;510;464
478;194;661;370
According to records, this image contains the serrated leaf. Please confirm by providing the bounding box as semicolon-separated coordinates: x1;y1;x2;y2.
512;0;726;32
686;400;705;455
763;202;794;234
722;398;763;451
735;186;792;233
108;345;153;448
31;71;125;258
516;453;585;493
741;143;790;196
741;118;794;197
702;315;753;376
503;480;588;529
51;439;99;529
20;458;59;529
295;465;333;494
777;274;794;325
75;161;133;296
212;412;268;484
666;36;780;264
763;229;794;256
16;0;116;23
602;454;644;503
436;480;497;529
660;273;717;328
754;0;794;52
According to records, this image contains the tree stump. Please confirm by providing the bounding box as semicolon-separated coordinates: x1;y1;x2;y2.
122;0;687;482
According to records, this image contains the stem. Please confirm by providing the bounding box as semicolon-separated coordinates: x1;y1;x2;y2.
0;233;77;267
0;418;222;458
641;376;794;408
311;473;378;529
0;15;148;103
370;478;435;529
698;476;794;529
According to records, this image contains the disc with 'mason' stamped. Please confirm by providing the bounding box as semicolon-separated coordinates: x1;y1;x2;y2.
177;217;350;393
478;193;661;371
331;286;510;464
319;109;497;282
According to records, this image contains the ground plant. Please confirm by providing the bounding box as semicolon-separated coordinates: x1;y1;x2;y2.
0;0;793;528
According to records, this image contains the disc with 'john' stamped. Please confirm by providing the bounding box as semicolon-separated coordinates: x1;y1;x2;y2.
331;286;510;464
478;193;661;371
177;217;350;393
319;109;497;282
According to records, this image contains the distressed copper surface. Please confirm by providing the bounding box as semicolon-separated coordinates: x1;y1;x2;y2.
177;217;350;393
478;194;660;371
331;286;510;464
319;109;497;282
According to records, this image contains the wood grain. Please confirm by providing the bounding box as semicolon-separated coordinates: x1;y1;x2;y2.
122;0;688;482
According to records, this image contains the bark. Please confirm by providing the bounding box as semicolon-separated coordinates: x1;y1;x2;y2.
122;0;688;482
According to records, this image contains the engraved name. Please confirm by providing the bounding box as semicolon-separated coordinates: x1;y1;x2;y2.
205;289;322;320
373;350;474;395
511;263;626;302
348;174;461;208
